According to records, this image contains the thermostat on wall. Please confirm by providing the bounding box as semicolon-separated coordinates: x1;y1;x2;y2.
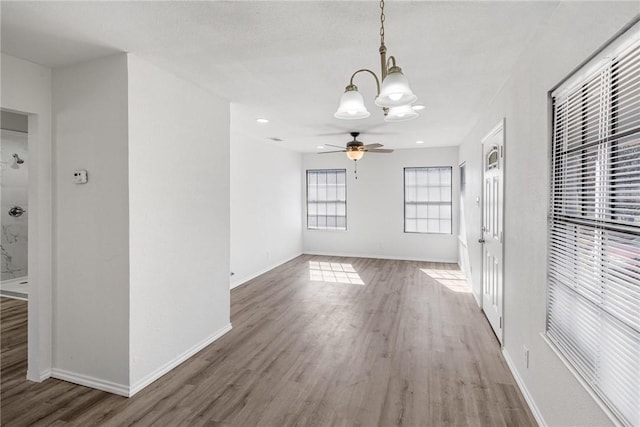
74;170;88;184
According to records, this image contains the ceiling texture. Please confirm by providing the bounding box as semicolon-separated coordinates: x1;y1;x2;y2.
1;1;561;152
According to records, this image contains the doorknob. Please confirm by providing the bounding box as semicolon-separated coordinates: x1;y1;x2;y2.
478;238;485;244
8;206;26;218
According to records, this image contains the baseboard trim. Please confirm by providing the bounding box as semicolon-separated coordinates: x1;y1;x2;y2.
472;291;482;307
27;368;51;382
129;322;233;397
502;348;546;427
231;253;302;290
50;368;130;397
302;251;457;264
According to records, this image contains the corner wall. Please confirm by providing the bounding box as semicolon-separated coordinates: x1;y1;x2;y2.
302;146;459;263
457;4;640;426
230;123;302;289
52;54;130;389
127;55;231;390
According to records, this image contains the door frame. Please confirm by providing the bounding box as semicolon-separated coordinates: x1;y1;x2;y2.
479;118;506;345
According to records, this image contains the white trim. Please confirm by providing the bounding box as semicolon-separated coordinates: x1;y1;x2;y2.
129;322;233;397
0;276;28;286
51;369;130;397
231;253;302;290
540;333;625;427
481;118;505;144
472;291;482;307
50;323;233;397
303;251;457;264
27;368;51;382
0;293;28;301
502;348;546;427
553;19;640;97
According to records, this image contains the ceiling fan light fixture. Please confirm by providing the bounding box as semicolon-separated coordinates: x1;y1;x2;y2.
375;66;417;108
385;104;419;122
346;149;365;161
334;85;371;120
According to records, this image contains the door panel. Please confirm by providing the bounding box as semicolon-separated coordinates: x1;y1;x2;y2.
481;122;504;343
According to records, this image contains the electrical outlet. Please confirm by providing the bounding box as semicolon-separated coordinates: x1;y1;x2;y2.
523;345;530;368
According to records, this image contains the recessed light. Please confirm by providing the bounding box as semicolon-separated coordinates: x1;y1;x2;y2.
256;118;269;124
416;140;425;144
412;104;426;111
317;145;325;149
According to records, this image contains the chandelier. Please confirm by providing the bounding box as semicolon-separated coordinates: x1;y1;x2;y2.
334;0;419;122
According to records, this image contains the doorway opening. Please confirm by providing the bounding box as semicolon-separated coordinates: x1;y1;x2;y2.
1;111;29;300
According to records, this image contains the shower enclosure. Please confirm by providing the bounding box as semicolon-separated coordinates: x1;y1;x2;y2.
1;112;28;299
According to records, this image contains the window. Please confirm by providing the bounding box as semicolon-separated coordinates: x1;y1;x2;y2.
548;27;640;427
307;169;346;230
404;167;452;234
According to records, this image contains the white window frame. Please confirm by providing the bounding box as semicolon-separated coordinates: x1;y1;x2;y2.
306;169;347;231
404;166;453;234
546;21;640;427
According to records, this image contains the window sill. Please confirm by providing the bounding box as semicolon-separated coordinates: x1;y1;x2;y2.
306;228;348;233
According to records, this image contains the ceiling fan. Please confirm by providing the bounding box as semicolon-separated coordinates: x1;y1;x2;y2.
318;132;393;161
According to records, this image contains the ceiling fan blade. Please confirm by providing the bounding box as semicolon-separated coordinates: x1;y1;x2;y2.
317;150;346;154
324;143;346;149
360;130;398;136
363;143;383;149
366;149;394;153
316;127;396;137
317;131;350;137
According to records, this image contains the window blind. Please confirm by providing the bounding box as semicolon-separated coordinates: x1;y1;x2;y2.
548;30;640;427
307;169;347;230
404;167;452;234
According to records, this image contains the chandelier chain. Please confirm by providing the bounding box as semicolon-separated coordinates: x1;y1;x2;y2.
379;0;385;46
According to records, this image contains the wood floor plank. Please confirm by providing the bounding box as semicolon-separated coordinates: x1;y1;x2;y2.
1;255;536;426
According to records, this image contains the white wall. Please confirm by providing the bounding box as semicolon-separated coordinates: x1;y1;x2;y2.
127;55;231;391
458;4;640;427
303;147;459;263
1;53;53;381
52;54;130;389
230;124;302;288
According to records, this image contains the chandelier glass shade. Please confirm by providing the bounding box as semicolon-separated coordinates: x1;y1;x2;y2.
334;86;371;119
335;0;418;121
375;67;417;108
385;104;419;122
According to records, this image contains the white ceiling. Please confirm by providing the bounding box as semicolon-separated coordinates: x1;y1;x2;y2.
1;1;560;152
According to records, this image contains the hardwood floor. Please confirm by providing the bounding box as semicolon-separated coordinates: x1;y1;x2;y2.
1;255;536;426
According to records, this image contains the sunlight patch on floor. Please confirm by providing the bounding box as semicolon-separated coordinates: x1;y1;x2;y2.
309;261;365;285
420;268;470;293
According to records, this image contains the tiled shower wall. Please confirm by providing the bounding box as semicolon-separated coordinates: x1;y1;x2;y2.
1;129;28;281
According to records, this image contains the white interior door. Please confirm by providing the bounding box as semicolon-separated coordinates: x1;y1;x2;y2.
481;121;504;343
